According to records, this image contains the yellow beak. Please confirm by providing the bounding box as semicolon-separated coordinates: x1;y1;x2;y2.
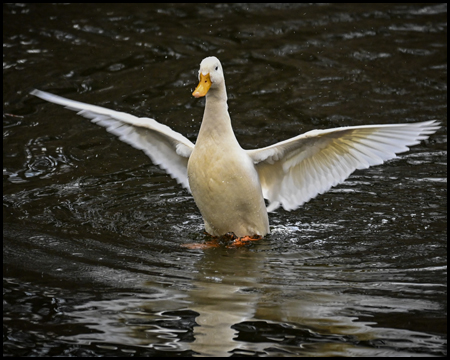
192;73;212;98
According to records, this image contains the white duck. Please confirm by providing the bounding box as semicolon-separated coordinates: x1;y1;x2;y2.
31;56;439;244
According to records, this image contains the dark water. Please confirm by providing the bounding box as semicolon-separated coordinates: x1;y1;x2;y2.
3;3;447;357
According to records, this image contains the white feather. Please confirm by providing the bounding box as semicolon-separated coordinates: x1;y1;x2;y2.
247;121;440;211
30;89;194;191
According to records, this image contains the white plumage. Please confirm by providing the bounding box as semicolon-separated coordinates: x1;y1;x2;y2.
31;56;440;239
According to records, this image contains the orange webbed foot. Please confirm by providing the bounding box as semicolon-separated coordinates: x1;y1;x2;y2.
227;234;262;248
181;232;262;249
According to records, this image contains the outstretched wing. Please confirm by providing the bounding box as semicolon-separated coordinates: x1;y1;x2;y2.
246;121;440;211
31;90;195;191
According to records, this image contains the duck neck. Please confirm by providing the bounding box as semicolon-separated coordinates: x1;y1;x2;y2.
197;84;238;146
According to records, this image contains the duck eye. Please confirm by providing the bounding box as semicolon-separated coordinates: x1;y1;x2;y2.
215;66;219;71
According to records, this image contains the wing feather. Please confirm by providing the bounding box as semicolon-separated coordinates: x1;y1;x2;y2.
31;90;194;191
247;121;440;211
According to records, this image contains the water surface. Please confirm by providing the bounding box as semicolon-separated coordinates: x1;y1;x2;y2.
3;3;447;357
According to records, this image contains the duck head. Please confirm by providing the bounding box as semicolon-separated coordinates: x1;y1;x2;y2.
192;56;225;98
